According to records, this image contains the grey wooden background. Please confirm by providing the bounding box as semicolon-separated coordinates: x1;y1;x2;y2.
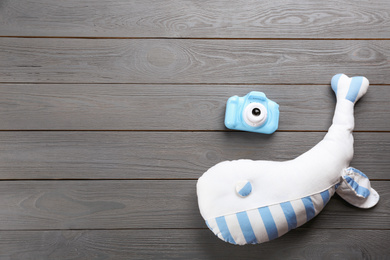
0;0;389;259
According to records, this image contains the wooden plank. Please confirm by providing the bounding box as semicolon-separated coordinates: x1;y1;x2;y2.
0;132;388;180
0;180;387;230
1;0;390;38
1;38;390;84
0;229;389;259
0;84;388;131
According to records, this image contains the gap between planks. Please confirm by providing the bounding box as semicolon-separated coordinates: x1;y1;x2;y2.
1;36;390;41
0;179;388;181
0;129;333;132
0;227;389;232
0;82;389;86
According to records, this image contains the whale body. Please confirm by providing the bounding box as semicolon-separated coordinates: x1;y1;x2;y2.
197;74;380;245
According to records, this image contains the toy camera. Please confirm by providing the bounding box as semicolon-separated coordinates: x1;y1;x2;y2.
224;91;279;134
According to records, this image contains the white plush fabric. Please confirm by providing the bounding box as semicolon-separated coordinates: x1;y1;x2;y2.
197;74;379;245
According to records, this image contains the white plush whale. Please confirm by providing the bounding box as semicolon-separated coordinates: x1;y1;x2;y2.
197;74;380;245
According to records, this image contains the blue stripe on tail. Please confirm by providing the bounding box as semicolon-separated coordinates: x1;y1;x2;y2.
236;211;257;244
346;76;363;103
331;73;343;94
348;167;368;179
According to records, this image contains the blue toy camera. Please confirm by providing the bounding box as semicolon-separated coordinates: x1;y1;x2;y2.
224;91;279;134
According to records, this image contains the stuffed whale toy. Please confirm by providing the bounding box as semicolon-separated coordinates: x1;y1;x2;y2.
197;74;380;245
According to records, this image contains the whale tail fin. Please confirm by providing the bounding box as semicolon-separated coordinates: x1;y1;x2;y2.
331;74;369;104
336;167;379;208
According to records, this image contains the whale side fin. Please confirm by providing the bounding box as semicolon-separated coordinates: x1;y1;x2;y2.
331;74;369;104
336;167;379;208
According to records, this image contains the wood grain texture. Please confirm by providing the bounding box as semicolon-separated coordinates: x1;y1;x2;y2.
1;0;390;38
0;132;388;180
1;38;390;84
0;84;389;131
0;229;389;259
0;180;388;230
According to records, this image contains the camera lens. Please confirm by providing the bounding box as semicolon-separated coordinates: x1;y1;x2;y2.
243;102;267;127
252;108;261;116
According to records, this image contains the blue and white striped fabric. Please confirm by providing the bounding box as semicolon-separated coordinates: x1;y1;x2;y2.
331;74;369;103
206;186;336;245
335;167;379;208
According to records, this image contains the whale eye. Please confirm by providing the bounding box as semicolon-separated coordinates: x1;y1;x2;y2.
243;102;267;127
236;180;252;198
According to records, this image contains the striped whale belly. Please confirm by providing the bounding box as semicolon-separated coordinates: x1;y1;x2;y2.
206;186;336;245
